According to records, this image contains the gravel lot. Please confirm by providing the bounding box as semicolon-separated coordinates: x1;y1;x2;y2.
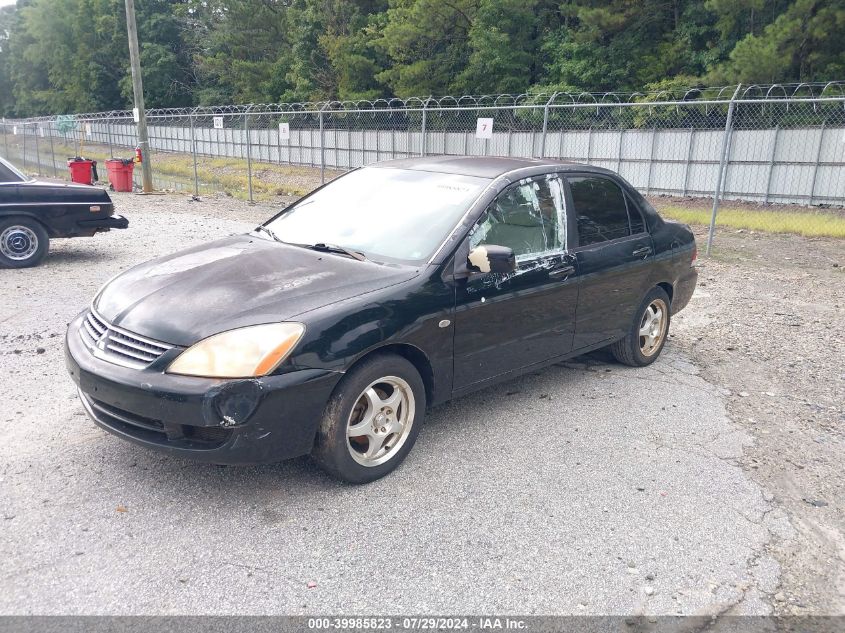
0;191;842;615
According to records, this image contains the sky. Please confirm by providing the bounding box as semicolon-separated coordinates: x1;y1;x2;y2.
0;0;15;7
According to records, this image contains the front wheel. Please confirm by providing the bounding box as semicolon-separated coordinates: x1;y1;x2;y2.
311;353;425;484
610;287;671;367
0;217;49;268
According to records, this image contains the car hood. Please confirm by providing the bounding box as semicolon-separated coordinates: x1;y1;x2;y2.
94;234;419;346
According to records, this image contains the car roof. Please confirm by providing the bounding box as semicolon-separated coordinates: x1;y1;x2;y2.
369;155;610;179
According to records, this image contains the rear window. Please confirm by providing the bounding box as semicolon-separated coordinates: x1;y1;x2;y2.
0;159;26;183
567;176;630;246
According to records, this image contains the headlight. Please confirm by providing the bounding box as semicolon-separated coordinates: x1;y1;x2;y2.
166;323;305;378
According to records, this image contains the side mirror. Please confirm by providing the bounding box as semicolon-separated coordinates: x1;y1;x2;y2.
467;244;516;275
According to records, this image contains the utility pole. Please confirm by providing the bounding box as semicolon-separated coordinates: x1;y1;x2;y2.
124;0;153;192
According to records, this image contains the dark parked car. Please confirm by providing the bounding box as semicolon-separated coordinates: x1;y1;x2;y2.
0;156;128;268
66;156;697;483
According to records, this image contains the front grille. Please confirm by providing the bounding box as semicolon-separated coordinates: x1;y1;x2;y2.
80;391;233;450
87;395;164;432
79;309;173;369
184;426;233;443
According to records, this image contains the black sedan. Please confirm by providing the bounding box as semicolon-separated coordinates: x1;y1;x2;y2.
0;156;128;268
66;157;697;483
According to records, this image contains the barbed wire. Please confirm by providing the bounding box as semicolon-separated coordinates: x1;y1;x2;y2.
3;82;844;125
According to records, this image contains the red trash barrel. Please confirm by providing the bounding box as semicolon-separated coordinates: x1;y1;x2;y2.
67;158;96;185
105;159;135;192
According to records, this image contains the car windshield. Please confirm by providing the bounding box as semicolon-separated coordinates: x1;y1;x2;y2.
263;167;491;264
0;157;28;183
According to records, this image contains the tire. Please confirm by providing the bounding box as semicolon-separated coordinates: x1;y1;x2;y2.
610;286;671;367
312;353;426;484
0;217;49;268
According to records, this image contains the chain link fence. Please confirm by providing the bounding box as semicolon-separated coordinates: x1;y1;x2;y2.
2;83;844;252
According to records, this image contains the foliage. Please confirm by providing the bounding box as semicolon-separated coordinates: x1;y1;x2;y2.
0;0;842;117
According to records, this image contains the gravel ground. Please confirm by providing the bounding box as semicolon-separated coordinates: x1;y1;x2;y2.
0;191;841;615
672;227;845;615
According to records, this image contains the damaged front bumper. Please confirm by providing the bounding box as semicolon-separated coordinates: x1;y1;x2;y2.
65;313;342;465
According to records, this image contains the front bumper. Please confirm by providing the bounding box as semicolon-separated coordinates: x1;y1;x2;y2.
65;313;342;464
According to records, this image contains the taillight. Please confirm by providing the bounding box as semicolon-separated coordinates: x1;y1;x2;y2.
691;243;697;263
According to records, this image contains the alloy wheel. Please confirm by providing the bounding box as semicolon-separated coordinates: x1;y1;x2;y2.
346;375;415;467
639;298;668;357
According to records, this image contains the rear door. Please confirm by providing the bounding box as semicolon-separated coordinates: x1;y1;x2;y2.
564;174;654;351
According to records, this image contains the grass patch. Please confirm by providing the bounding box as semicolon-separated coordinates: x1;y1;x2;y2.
51;143;315;201
658;206;845;238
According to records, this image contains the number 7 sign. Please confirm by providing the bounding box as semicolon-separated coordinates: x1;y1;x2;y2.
475;117;494;139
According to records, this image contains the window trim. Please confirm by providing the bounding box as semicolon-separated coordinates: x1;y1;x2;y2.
623;191;648;236
562;172;642;250
468;173;569;262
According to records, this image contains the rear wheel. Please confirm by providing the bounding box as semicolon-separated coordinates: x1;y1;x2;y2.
0;217;49;268
610;287;671;367
311;353;425;484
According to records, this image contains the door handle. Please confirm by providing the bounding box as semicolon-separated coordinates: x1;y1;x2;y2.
632;246;652;257
549;265;575;279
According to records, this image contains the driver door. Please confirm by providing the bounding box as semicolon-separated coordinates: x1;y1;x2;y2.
452;174;580;393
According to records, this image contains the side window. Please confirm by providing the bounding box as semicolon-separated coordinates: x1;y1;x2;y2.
568;176;630;246
470;175;565;259
0;163;22;183
627;195;646;234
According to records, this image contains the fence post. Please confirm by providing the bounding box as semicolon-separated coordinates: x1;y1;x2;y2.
34;124;42;175
706;84;742;256
808;123;825;206
616;128;624;173
21;126;27;172
319;103;328;184
681;127;695;196
49;120;57;177
763;125;780;204
189;109;199;196
645;126;657;194
244;106;254;203
420;96;431;156
540;92;557;158
2;120;7;156
107;119;114;158
277;114;283;165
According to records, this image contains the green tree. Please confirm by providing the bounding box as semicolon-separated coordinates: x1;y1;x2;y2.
0;0;842;116
0;4;18;116
708;0;845;83
179;0;293;104
375;0;481;96
5;0;193;116
457;0;542;94
539;0;723;92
